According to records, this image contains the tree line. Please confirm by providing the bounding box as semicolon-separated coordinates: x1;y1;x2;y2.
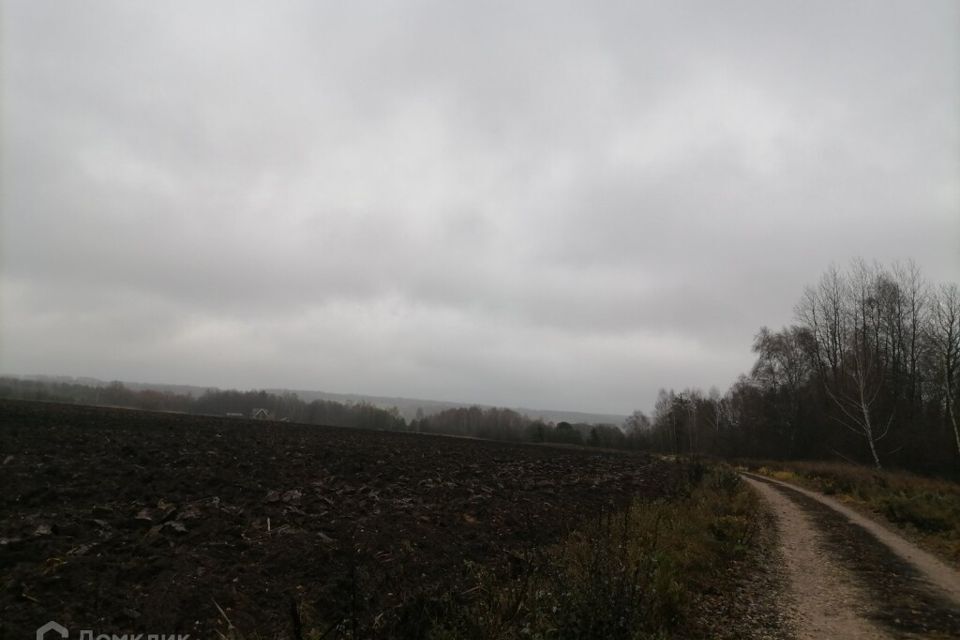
0;378;406;432
0;378;634;448
411;405;632;448
629;260;960;477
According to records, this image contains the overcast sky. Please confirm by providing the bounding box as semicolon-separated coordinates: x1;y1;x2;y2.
1;1;958;415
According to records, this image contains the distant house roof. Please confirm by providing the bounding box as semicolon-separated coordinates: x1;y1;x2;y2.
251;408;271;420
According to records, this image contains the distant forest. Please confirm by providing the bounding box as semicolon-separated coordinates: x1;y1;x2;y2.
0;378;630;449
631;260;960;478
3;258;957;477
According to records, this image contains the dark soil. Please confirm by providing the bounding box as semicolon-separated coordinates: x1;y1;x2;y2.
0;399;679;639
757;476;960;639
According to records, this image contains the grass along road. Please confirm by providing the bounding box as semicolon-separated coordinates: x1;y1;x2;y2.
737;460;960;567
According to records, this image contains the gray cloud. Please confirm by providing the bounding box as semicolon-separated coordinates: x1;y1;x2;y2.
2;0;958;414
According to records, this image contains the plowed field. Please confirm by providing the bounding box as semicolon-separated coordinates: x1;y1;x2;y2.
0;399;678;639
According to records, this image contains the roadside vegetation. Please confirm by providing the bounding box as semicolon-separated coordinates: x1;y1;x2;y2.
414;463;773;640
741;459;960;566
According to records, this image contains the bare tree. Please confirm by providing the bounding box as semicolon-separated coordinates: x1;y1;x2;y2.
751;325;815;456
891;261;929;410
796;264;848;384
930;283;960;458
818;261;894;469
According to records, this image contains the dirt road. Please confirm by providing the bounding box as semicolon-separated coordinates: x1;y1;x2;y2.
743;473;960;639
